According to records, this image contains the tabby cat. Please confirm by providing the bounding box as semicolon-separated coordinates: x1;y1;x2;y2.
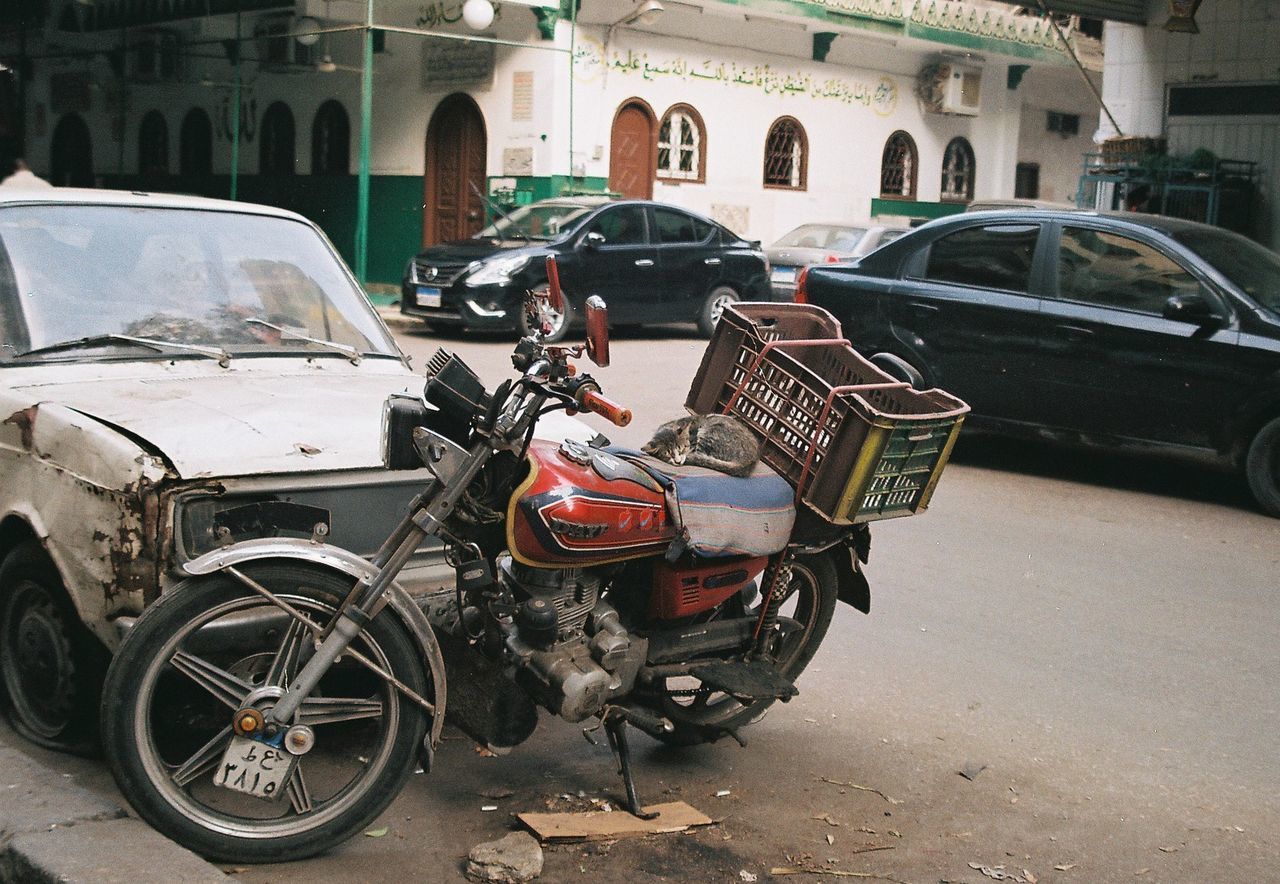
641;414;761;478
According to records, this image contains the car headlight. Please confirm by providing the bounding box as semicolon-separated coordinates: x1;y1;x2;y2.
465;254;532;287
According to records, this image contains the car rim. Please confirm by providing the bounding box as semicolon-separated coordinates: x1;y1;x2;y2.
133;592;402;838
709;292;736;325
1;582;77;739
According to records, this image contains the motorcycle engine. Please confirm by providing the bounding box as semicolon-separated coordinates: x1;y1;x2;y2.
497;557;647;722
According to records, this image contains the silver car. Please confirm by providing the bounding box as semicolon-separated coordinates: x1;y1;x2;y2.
766;222;910;299
0;189;591;752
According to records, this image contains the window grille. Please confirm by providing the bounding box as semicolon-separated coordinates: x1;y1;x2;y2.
880;131;917;198
763;117;807;190
940;137;974;202
657;106;704;182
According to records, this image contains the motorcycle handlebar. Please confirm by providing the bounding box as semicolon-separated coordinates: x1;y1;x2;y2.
577;389;632;427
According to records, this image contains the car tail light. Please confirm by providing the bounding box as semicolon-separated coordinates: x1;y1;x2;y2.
794;266;809;304
825;253;841;263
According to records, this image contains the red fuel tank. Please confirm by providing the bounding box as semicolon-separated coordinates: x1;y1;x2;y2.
507;440;677;567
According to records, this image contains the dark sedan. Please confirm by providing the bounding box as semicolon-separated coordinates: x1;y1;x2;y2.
401;197;772;341
797;209;1280;516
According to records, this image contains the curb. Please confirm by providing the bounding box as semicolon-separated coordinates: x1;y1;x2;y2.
0;744;225;883
375;303;422;333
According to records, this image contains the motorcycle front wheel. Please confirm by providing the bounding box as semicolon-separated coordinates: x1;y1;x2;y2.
654;552;838;746
101;562;430;864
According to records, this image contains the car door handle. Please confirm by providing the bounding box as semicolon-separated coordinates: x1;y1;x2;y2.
635;259;655;268
703;257;722;265
1056;324;1095;344
908;302;939;320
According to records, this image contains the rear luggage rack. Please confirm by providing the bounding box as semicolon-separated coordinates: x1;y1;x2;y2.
687;304;969;524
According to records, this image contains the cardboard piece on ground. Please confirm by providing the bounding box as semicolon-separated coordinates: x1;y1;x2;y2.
518;801;716;842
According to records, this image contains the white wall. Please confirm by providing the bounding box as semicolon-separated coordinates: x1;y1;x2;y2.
1016;67;1099;204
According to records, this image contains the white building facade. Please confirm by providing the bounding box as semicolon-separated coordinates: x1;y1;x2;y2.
1;0;1102;283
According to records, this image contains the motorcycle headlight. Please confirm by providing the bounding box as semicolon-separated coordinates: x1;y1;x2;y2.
465;254;532;287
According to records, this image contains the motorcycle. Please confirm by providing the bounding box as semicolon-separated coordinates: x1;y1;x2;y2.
102;263;962;863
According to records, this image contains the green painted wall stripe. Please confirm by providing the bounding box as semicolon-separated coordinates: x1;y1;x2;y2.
870;198;967;219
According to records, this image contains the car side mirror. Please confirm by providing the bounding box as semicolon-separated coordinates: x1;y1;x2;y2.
1163;292;1221;326
585;296;610;367
583;231;606;250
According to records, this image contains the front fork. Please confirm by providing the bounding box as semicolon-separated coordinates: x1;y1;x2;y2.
261;439;494;728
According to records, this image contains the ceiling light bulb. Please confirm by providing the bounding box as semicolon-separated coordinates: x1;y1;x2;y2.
294;16;320;46
462;0;496;30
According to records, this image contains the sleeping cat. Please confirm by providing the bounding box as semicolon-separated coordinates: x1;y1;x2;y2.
642;414;761;478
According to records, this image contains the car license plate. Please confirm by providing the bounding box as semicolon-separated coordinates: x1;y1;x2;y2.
415;286;442;308
771;267;797;283
213;735;297;800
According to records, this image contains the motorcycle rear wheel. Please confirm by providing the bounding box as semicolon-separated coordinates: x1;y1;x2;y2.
654;552;838;746
101;562;429;864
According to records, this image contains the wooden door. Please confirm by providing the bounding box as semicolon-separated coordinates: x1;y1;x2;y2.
424;94;487;246
609;101;654;200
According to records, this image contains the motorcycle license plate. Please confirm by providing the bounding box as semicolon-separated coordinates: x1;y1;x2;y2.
415;286;442;308
213;735;297;800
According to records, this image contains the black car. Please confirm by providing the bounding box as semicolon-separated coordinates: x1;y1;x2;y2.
797;209;1280;516
401;197;772;341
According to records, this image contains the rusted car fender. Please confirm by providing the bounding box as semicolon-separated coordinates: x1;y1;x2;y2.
182;537;447;747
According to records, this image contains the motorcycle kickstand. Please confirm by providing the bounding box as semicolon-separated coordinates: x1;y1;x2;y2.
603;714;659;821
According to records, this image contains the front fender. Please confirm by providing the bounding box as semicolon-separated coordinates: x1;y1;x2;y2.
183;538;447;746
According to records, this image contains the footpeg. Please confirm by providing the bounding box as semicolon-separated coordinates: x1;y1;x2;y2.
689;660;798;702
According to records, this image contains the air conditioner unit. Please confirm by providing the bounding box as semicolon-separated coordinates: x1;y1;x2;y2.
254;13;314;69
130;30;182;82
917;63;981;116
940;64;981;115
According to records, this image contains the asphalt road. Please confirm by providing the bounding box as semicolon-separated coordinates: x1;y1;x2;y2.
5;323;1277;882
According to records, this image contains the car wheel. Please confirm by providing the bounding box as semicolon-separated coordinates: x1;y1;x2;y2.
1245;416;1280;517
518;284;573;344
698;286;739;337
0;540;107;754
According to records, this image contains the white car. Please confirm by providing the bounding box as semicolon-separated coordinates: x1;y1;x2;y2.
765;222;910;299
0;189;592;751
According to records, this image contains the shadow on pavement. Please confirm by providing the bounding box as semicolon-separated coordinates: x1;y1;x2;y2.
950;432;1257;512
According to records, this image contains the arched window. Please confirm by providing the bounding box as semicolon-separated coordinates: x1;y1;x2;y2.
259;102;295;175
940;137;975;202
763;117;807;190
50;113;93;187
179;108;213;177
880;130;917;199
138;110;168;176
311;100;350;175
656;104;704;183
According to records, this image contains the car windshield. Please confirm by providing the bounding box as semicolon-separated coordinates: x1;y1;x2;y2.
478;203;596;241
1172;227;1280;312
0;204;399;360
773;224;868;251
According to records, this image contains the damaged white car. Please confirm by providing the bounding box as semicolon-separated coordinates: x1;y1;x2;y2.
0;190;591;752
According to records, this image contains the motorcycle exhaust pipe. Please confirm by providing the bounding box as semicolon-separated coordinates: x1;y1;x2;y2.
644;618;755;665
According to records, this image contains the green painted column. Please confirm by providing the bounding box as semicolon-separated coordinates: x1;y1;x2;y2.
230;7;242;201
355;2;374;284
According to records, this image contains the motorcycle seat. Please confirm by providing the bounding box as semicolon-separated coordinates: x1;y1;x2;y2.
604;447;795;559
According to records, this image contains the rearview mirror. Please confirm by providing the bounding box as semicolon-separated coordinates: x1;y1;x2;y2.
1163;292;1221;326
544;255;565;314
583;231;606;250
585;296;610;367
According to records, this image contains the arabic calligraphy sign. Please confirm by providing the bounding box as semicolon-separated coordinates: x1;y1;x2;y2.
422;41;495;90
573;39;898;116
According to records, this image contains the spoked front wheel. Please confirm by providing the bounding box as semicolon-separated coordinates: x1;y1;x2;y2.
655;553;838;746
101;562;430;864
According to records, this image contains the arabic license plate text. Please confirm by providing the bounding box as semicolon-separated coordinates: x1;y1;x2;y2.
214;735;297;800
416;286;442;308
770;267;797;283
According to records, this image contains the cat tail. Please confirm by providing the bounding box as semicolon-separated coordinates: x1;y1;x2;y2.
683;452;756;478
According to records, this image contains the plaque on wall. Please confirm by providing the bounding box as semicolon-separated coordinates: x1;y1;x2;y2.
503;147;534;176
512;71;534;121
421;41;494;90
